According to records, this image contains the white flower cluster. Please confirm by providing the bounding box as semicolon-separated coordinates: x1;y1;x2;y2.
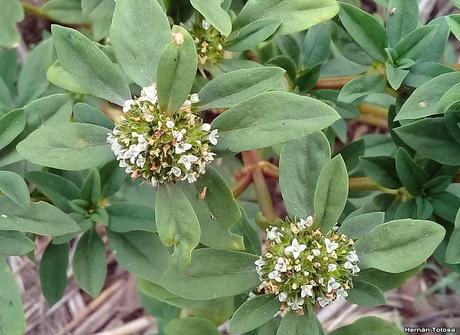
107;84;219;186
255;217;360;316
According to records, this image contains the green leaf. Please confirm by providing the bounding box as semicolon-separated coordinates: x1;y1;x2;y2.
314;155;348;233
229;294;280;334
155;184;200;266
357;265;423;292
159;249;259;299
212;91;340;152
0;110;25;151
347;280;386;306
39;243;69;306
279;133;331;218
386;0;419;46
157;26;197;114
448;14;460;41
395;118;460;166
73;103;114;129
393;26;436;62
355;219;445;273
234;0;339;36
225;19;281;52
16;38;54;107
17;123;114;171
329;317;404;335
107;203;155;233
190;0;232;36
440;83;460;113
25;171;80;213
108;231;169;283
198;67;285;110
52;25;130;105
446;208;460;264
0;171;30;208
404;62;454;88
80;169;101;204
0;231;34;256
164;317;219;335
139;279;234;326
360;156;402;189
73;230;107;297
339;3;387;62
0;259;25;335
42;0;88;24
340;212;385;239
0;0;24;49
230;206;261;255
182;167;244;251
385;64;409;91
395;72;460;121
110;0;171;86
338;74;387;104
0;198;80;236
395;148;429;196
47;61;90;95
276;312;319;335
303;22;332;67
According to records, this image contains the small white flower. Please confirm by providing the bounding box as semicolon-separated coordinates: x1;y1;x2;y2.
190;93;200;104
344;261;353;270
178;154;199;170
327;278;341;293
208;129;219;145
175;142;192;154
347;250;359;263
254;257;265;268
294;264;302;272
317;297;330;307
278;292;288;302
136;156;146;168
285;238;307;260
312;249;321;257
166;120;175;129
202;19;211;30
274;257;288;273
172;130;184;142
301;285;313;298
328;264;337;272
268;270;282;283
123;99;134;113
183;173;198;183
298;216;313;230
266;227;282;243
140;85;158;103
169;166;182;177
201;123;211;131
144;113;154;122
203;152;216;162
335;288;348;301
352;265;360;274
307;255;314;261
287;297;304;311
151;177;158;187
325;238;339;254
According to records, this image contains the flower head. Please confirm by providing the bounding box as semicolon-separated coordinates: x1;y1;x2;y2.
255;217;360;316
190;20;226;66
107;84;218;186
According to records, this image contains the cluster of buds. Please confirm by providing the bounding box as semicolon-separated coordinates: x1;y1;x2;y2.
107;84;218;186
255;217;360;316
191;19;226;66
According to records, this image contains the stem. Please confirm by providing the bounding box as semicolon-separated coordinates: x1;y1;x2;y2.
22;1;50;20
232;173;253;198
242;151;277;222
358;103;388;119
315;76;354;90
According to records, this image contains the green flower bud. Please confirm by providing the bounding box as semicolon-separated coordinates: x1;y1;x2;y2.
255;217;360;316
107;84;218;186
191;19;226;66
